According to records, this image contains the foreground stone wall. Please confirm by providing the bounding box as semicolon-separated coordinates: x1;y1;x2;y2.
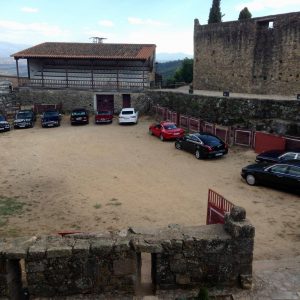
0;207;254;299
193;12;300;95
146;91;300;135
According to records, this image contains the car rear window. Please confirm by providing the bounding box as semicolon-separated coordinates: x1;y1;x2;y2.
72;111;87;116
199;135;222;146
44;111;59;117
17;112;32;118
97;111;111;115
122;110;134;115
164;124;177;130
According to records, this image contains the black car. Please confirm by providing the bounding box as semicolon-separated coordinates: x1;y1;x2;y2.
175;132;228;159
256;150;300;163
0;114;10;132
41;110;61;128
241;161;300;194
70;108;89;125
14;110;35;129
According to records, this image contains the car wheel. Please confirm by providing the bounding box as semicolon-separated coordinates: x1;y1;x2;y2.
175;141;181;150
195;149;202;159
246;174;256;186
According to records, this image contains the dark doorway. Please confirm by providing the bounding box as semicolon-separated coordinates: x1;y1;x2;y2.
122;94;131;108
96;95;114;112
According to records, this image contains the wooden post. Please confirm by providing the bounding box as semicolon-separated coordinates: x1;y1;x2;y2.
16;59;20;86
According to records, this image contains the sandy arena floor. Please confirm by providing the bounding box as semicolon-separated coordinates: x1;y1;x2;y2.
0;115;299;260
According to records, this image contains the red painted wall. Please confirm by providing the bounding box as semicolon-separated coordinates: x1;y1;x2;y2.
254;132;286;153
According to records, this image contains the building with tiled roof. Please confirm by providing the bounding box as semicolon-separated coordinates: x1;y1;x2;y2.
11;42;156;112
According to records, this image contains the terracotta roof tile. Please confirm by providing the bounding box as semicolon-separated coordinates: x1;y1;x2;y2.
12;42;156;60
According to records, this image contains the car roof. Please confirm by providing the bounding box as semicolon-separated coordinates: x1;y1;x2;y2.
161;121;175;125
121;108;134;111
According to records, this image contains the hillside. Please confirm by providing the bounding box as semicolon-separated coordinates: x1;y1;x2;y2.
156;60;183;80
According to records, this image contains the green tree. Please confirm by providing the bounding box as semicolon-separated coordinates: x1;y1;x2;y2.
208;0;222;24
238;7;252;20
173;58;193;83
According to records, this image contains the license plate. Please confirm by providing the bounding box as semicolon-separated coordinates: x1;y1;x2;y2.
215;153;223;157
174;133;179;135
48;124;54;127
76;117;82;120
19;125;25;128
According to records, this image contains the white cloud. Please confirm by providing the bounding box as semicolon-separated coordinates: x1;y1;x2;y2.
128;17;168;26
98;20;114;27
21;7;39;13
235;0;300;12
0;20;70;44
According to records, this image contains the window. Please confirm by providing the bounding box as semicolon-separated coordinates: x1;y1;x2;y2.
280;153;296;160
287;166;300;177
269;165;289;174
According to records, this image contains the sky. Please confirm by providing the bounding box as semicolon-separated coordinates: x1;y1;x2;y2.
0;0;299;54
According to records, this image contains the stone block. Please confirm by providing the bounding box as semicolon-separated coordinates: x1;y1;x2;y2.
28;237;47;260
114;239;131;252
131;239;162;253
225;217;255;239
90;239;114;256
230;206;246;221
239;274;252;290
72;239;90;256
113;258;136;276
46;245;72;258
25;261;46;273
176;274;191;285
170;259;187;273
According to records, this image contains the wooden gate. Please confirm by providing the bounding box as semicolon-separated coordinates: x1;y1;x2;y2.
97;95;114;112
207;189;234;225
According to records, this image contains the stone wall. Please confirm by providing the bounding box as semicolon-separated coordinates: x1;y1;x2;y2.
146;91;300;135
0;207;254;299
15;88;151;114
193;12;300;95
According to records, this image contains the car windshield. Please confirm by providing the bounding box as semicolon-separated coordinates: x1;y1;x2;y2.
72;111;86;116
97;111;111;115
17;112;32;119
122;111;134;115
199;135;221;146
0;115;5;121
164;124;177;130
44;111;59;117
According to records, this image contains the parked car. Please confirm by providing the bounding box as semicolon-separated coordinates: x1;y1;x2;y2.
41;110;61;128
95;110;113;124
70;108;89;125
118;108;138;124
14;110;35;129
256;150;300;163
241;161;300;194
175;132;228;159
149;121;185;141
0;114;10;132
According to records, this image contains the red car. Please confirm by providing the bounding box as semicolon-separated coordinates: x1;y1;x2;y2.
149;121;185;141
95;111;113;124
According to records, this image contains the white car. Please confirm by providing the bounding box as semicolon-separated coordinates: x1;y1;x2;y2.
118;108;139;124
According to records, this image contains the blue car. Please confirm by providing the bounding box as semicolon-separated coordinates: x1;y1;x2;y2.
41;110;61;128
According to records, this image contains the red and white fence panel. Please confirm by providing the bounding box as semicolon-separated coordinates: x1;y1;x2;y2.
215;126;230;144
285;136;300;151
171;112;178;124
166;109;172;121
234;129;253;147
189;117;200;133
179;115;189;130
203;122;215;134
207;189;235;225
156;106;166;121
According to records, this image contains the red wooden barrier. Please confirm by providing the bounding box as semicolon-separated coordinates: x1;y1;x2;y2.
254;132;286;153
215;126;230;144
207;189;234;225
189;117;200;132
179;115;189;130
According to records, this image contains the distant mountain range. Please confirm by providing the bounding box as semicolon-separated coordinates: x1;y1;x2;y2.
156;52;193;62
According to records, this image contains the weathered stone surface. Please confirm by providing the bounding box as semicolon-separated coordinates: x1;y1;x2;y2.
194;13;300;95
131;239;163;253
113;258;136;276
240;274;253;289
176;274;191;285
230;206;246;221
46;237;72;258
28;237;47;260
90;239;114;256
72;239;90;256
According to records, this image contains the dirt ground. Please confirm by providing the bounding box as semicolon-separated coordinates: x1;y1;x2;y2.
0;115;299;260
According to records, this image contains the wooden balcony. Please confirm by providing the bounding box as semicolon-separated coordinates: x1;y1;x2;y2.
18;78;149;92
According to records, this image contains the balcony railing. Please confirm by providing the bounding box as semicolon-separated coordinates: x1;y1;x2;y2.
18;78;149;91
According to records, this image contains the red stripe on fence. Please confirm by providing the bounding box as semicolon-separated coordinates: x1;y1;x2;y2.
207;189;234;225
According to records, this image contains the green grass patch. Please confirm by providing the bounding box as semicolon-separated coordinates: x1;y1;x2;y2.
93;203;102;209
0;196;25;217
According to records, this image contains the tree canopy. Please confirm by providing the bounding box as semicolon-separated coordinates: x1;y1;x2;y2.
173;58;193;83
208;0;222;24
238;7;252;20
